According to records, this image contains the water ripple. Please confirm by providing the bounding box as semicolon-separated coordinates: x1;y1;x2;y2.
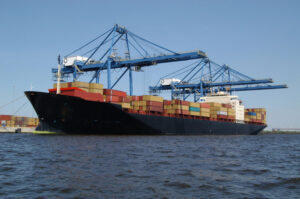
0;133;299;198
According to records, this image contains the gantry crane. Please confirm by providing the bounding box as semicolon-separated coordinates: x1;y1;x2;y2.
149;59;287;101
52;24;287;99
52;24;207;96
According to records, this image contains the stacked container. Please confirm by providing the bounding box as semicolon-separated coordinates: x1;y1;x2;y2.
189;102;201;116
54;81;90;92
164;100;190;115
223;104;235;120
89;83;104;94
208;102;225;119
199;103;210;117
0;115;39;127
245;108;266;124
50;81;266;125
103;89;130;109
138;95;164;112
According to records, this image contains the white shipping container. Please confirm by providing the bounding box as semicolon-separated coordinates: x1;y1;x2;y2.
217;111;227;115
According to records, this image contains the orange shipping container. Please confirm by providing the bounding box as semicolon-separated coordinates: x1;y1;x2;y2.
103;89;127;97
200;103;210;108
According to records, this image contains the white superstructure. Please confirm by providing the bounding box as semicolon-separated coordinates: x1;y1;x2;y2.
200;92;245;122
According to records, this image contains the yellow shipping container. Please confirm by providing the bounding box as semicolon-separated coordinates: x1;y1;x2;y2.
88;88;103;94
53;82;69;88
228;111;235;115
220;107;227;112
138;101;147;106
77;87;89;92
256;113;262;117
200;108;210;113
171;105;189;111
254;108;266;112
200;112;210;117
71;81;89;88
89;83;104;89
210;107;221;111
133;106;139;111
54;81;90;89
207;102;222;107
190;111;200;116
189;102;200;108
142;95;163;102
132;101;139;106
210;110;218;114
116;102;131;109
167;110;175;114
165;105;171;110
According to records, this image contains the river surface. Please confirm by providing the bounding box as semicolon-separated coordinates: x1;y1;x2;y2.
0;133;299;199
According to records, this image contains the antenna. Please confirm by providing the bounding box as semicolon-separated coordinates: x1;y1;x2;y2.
56;54;61;94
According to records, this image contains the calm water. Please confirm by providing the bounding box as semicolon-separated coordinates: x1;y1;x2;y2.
0;133;299;199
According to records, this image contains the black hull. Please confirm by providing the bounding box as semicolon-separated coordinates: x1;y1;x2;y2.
25;91;266;135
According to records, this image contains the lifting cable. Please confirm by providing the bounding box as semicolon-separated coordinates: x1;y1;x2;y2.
65;27;113;57
0;95;25;110
12;101;29;116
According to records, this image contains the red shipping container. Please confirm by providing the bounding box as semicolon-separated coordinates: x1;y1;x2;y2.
217;115;228;119
222;104;232;108
174;110;189;115
146;106;163;112
119;96;131;103
138;110;146;115
84;92;104;102
0;115;12;121
105;95;121;103
200;103;210;108
172;100;190;106
49;87;104;102
49;87;87;93
228;116;235;120
146;101;163;107
103;89;127;97
131;96;139;101
163;100;172;105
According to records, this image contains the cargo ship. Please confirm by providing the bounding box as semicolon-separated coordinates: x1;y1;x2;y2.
0;115;39;133
25;82;267;135
25;25;286;135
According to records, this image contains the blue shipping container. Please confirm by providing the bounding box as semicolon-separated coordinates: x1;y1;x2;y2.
247;112;257;116
189;107;200;112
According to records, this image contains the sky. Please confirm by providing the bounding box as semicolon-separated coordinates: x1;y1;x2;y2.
0;0;299;129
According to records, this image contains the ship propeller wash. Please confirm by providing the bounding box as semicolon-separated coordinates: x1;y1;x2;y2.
25;24;287;135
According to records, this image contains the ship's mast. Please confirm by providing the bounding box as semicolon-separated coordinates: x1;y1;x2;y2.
56;54;61;94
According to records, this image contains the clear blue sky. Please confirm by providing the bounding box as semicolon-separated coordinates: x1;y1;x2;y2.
0;0;299;129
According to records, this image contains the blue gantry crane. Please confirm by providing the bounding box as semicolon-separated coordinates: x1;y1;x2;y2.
53;24;287;99
52;24;207;96
149;59;287;101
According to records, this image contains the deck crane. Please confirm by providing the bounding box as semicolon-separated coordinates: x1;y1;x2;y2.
149;59;287;102
52;24;207;96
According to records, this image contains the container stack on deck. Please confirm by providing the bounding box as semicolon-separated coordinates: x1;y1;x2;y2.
164;100;190;115
244;108;266;124
0;115;39;127
49;81;266;125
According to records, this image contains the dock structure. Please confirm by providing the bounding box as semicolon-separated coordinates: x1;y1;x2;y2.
272;128;300;133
